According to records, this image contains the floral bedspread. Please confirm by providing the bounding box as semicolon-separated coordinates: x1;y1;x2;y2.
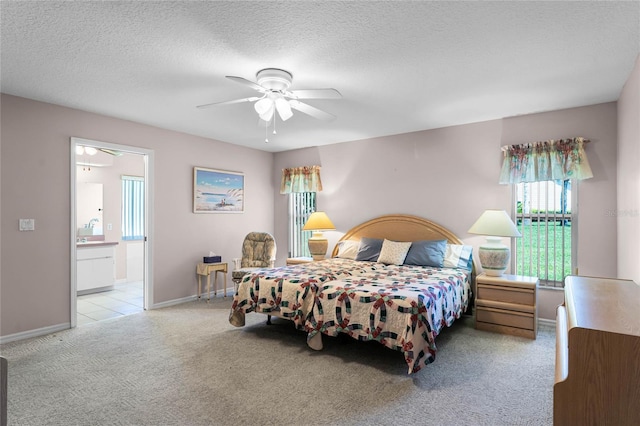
228;259;383;328
306;265;471;374
228;259;470;374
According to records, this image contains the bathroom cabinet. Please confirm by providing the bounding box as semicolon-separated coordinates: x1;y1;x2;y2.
77;242;117;295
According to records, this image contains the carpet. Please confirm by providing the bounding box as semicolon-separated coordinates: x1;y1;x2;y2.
0;297;554;425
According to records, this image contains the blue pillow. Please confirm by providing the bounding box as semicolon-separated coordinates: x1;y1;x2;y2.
355;237;384;262
404;239;447;267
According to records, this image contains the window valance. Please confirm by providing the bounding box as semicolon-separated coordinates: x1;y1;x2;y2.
280;165;323;194
499;137;593;184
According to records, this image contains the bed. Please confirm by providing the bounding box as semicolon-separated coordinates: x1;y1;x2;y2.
229;214;475;374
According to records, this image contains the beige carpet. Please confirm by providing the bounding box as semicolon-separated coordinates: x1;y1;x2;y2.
0;297;554;425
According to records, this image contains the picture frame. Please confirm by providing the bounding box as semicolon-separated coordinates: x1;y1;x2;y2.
193;167;244;213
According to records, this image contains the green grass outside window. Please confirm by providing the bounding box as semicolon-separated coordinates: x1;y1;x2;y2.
514;222;571;285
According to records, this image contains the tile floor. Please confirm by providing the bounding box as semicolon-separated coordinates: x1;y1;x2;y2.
77;281;144;326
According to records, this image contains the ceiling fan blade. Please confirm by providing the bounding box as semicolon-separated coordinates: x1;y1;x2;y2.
226;76;266;93
196;96;260;109
99;148;123;157
289;88;342;99
289;100;336;121
275;97;293;121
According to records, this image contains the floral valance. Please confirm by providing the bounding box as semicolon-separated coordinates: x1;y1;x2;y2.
280;165;323;194
499;137;593;184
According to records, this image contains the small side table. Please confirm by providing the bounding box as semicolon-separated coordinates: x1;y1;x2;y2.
196;262;228;301
286;257;314;266
475;273;538;339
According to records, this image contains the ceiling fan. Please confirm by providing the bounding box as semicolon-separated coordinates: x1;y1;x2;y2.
197;68;342;124
75;145;123;171
75;146;123;156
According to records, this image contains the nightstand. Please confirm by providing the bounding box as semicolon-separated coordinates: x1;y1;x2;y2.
475;273;538;339
196;262;228;301
286;257;314;266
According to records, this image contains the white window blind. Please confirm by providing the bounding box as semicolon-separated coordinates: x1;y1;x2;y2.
288;192;316;258
121;175;144;241
513;179;575;287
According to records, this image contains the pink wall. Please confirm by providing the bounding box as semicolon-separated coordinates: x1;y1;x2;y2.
0;94;274;338
617;54;640;283
274;119;507;262
274;103;619;320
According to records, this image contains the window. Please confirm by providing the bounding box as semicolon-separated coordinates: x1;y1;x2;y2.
121;175;144;241
513;179;575;287
288;192;316;258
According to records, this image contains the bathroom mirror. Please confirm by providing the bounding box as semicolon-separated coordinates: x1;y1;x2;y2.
77;182;104;236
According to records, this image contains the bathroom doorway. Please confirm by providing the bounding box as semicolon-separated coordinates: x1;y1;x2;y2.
70;137;154;327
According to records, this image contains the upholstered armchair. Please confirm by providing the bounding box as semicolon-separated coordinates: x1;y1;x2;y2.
232;232;277;291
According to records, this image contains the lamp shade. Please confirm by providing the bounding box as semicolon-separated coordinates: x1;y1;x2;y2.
302;211;336;231
468;210;521;238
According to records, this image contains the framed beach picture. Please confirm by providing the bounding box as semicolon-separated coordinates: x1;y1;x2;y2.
193;167;244;213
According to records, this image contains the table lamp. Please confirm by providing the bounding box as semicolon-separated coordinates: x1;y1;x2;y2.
468;209;521;276
302;211;336;260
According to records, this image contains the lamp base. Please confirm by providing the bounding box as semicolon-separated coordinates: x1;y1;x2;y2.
478;236;510;276
308;232;328;261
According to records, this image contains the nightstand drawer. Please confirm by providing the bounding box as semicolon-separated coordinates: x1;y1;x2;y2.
476;306;534;330
477;284;534;306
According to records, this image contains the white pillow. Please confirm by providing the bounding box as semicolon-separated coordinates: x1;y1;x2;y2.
335;240;360;259
443;244;474;270
377;239;412;265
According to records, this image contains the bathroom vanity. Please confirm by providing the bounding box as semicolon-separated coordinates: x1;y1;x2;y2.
77;241;118;295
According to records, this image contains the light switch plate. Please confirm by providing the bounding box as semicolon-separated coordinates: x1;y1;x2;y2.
19;219;35;231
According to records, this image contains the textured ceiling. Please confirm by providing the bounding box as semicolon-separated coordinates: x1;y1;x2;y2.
1;1;639;152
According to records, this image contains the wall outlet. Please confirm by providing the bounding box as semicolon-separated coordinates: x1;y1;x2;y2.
19;219;35;231
107;223;113;231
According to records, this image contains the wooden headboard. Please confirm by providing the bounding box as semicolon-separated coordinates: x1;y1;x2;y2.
330;214;475;276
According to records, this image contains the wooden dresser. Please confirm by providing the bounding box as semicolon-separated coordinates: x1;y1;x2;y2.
554;275;640;425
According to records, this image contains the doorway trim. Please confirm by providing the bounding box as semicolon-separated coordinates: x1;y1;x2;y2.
70;137;154;328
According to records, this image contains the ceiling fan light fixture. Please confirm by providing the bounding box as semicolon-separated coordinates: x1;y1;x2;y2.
274;97;293;121
254;97;272;115
258;105;275;122
76;145;98;155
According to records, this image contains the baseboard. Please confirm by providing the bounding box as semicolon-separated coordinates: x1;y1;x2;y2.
0;322;70;345
538;317;556;328
149;291;232;308
77;285;115;296
150;295;198;309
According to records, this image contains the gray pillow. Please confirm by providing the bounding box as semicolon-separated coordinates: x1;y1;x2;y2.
404;239;447;267
355;237;384;262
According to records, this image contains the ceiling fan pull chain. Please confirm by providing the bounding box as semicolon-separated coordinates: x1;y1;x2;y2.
265;121;269;143
273;113;277;135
